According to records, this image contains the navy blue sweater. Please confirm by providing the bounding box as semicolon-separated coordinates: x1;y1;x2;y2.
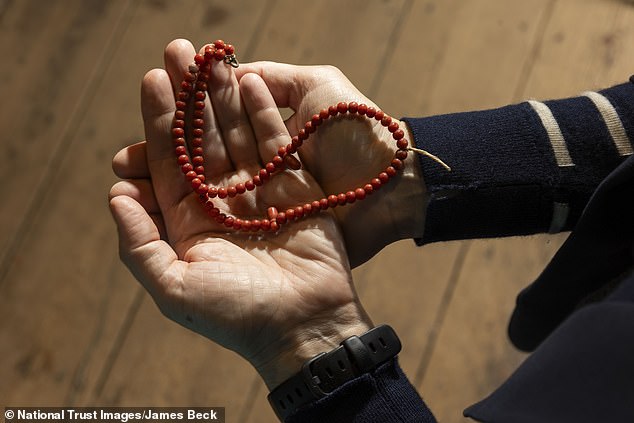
286;79;634;422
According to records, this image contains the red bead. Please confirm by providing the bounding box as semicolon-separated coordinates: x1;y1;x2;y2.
192;137;203;147
265;162;276;174
192;147;203;156
267;207;278;220
225;44;235;55
305;121;315;133
184;71;196;82
193;128;204;137
272;155;284;168
277;212;287;225
328;105;338;116
196;81;208;91
270;221;280;232
391;158;404;169
194;54;205;65
393;129;405;140
355;188;366;200
195;101;205;110
251;220;261;231
218;188;227;199
320;109;330;120
207;186;218;198
378;172;390;183
173;119;185;128
253;175;262;186
224;216;235;228
177;154;190;165
194;165;205;175
178;92;189;101
261;219;271;231
227;186;237;197
291;136;302;147
286;143;297;154
245;180;255;190
173;137;185;146
175;146;187;155
319;198;329;210
396;150;408;160
194;110;204;118
302;203;312;215
364;184;374;194
311;114;322;126
397;138;409;149
294;206;304;219
197;174;205;183
388;121;399;133
358;104;368;115
328;195;338;207
337;102;348;114
386;166;397;177
374;110;385;121
195;91;206;100
346;191;356;203
371;178;382;189
181;163;193;173
192;156;204;166
214;39;225;49
214;48;225;61
285;209;295;221
311;200;321;211
196;184;208;195
191;178;202;190
193;119;204;128
259;168;269;180
233;219;243;230
172;127;185;137
216;213;226;224
235;183;246;194
175;110;185;120
186;170;197;181
208;206;220;217
181;81;193;91
297;129;308;141
337;193;347;205
348;102;358;113
366;107;376;118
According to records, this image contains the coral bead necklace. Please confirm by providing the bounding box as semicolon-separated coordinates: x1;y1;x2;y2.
171;40;448;233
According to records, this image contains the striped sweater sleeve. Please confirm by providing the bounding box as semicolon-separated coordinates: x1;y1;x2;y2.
403;80;634;244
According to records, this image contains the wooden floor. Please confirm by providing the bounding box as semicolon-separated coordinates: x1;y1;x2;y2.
2;0;634;421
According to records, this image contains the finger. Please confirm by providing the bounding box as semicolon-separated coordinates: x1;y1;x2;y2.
109;195;183;299
240;73;292;161
109;179;160;214
207;51;260;168
141;68;191;211
165;39;232;177
234;61;302;109
112;141;149;179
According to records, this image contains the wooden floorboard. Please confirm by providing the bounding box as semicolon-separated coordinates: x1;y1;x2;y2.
2;1;634;422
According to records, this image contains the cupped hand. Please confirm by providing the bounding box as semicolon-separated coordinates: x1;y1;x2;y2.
235;62;428;266
108;39;371;389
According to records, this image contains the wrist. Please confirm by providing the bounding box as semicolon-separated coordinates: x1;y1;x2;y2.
253;304;372;390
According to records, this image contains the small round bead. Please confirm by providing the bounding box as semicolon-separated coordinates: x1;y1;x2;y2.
194;109;204;119
355;188;366;200
195;101;205;110
192;147;203;156
272;155;284;168
396;150;408;160
235;183;246;194
286;143;297;154
208;207;220;217
265;162;276;174
381;115;392;127
294;206;304;219
173;137;185;146
297;129;308;141
366;107;376;118
195;91;206;100
215;213;226;224
348;102;358;113
175;146;187;155
337;102;348;114
371;178;382;189
177;154;190;165
189;63;199;73
285;209;295;221
261;219;271;231
302;203;312;215
253;175;263;186
364;184;374;194
214;39;225;49
198;174;205;183
196;81;208;91
192;156;204;166
193;128;204;137
346;191;356;203
194;165;205;175
184;71;196;82
175;110;186;120
277;212;287;225
393;129;405;140
181;81;193;91
319;109;330;120
185;170;198;181
233;219;243;230
277;146;287;157
267;207;278;220
224;216;235;228
391;158;404;170
196;184;208;195
181;163;193;173
191;178;202;190
311;114;322;126
305;121;315;133
214;48;225;61
327;195;338;207
194;54;205;65
311;200;321;211
177;92;189;101
245;180;255;191
386;166;397;177
397;138;409;149
207;186;218;198
172;127;185;137
259;168;270;180
192;137;203;147
388;121;399;133
227;186;237;197
217;188;228;199
358;104;368;115
193;119;204;128
374;110;385;121
337;193;347;205
270;221;280;232
224;44;235;55
173;119;185;128
251;220;261;231
378;172;390;183
328;105;338;116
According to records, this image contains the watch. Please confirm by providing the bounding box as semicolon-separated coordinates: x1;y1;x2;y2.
267;324;402;421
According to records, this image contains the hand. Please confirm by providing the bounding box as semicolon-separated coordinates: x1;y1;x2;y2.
235;62;428;266
108;39;372;389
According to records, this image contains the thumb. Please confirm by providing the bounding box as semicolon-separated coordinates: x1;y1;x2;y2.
109;194;183;298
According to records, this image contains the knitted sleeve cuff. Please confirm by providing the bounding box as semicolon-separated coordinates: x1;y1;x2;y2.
403;80;634;244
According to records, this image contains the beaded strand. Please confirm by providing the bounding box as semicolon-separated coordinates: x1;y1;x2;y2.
171;40;433;233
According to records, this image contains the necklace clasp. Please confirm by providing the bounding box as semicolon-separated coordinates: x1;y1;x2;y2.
224;54;239;68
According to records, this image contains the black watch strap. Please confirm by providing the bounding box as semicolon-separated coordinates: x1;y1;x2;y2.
267;324;401;421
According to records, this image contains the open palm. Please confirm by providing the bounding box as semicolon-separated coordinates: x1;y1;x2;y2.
109;40;371;388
